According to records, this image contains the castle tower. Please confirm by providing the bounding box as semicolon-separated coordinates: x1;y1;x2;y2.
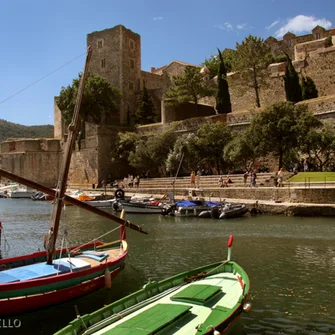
87;25;141;125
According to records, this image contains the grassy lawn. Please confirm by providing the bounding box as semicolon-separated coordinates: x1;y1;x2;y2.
287;172;335;182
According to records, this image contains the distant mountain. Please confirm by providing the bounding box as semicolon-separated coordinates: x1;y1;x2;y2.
0;119;54;143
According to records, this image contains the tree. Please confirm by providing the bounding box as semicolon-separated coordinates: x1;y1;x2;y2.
216;48;232;114
224;131;256;170
111;131;140;177
129;125;177;176
166;133;201;173
301;122;335;171
283;53;302;103
135;80;156;125
164;66;215;112
196;122;232;174
58;73;121;133
301;76;318;100
248;102;321;169
202;49;235;78
233;35;272;108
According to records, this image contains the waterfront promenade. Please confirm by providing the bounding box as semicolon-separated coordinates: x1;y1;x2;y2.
70;172;335;216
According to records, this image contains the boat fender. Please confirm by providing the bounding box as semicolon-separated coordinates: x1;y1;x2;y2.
114;188;125;199
112;201;119;211
104;268;112;289
243;302;252;313
206;326;220;335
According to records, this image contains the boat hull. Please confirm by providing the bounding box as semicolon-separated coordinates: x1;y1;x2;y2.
1;265;123;316
0;241;127;316
120;202;163;214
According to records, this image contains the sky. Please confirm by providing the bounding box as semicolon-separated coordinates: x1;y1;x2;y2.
0;0;334;126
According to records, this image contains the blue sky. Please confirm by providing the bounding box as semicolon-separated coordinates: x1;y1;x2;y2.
0;0;333;126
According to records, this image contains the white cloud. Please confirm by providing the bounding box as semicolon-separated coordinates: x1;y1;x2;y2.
266;19;280;30
153;16;163;21
215;22;233;31
275;15;332;38
237;23;247;30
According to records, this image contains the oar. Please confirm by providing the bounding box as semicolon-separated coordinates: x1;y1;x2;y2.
0;168;148;235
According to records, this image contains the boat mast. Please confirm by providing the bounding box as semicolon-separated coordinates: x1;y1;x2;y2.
46;47;92;265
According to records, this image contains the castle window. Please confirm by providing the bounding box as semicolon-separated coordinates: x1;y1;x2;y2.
316;33;321;39
101;58;106;68
129;39;135;51
129;81;134;90
287;40;292;47
97;39;104;49
130;59;135;69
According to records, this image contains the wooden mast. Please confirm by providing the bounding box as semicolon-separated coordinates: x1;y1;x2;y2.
47;47;92;264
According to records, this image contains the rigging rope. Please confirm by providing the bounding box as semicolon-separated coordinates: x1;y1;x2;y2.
0;51;87;107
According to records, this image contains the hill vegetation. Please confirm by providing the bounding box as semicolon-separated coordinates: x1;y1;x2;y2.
0;119;54;143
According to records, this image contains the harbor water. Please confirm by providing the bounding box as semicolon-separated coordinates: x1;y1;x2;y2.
0;198;334;335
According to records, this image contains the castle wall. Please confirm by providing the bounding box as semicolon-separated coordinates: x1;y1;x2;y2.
68;122;135;185
161;101;216;124
302;49;335;97
0;139;61;187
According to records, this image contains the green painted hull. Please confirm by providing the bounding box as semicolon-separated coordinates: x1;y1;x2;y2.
54;260;250;335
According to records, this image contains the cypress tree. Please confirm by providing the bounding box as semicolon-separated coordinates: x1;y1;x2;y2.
301;75;318;100
283;52;302;103
215;48;232;114
135;80;156;125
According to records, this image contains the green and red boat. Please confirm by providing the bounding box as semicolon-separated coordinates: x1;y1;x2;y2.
54;235;251;335
0;238;128;316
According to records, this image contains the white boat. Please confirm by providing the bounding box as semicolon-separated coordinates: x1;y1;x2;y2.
117;201;164;214
7;186;36;198
83;199;118;208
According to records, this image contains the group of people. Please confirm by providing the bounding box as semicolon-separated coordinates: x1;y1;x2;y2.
121;175;140;188
243;170;257;188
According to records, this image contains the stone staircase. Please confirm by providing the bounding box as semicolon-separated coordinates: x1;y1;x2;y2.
123;173;276;195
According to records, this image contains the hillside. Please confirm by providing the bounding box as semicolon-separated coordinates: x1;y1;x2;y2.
0;119;54;143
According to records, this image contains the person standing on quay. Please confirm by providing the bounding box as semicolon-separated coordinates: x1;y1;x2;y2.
196;172;200;188
190;171;196;187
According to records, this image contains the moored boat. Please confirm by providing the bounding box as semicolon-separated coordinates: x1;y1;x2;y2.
54;235;251;335
199;203;249;219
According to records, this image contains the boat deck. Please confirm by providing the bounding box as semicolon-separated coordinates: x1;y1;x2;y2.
93;272;243;335
0;248;122;283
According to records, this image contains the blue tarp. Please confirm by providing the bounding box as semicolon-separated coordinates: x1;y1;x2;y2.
175;200;222;207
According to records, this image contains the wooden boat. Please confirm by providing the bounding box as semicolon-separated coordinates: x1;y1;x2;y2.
54;235;251;335
0;47;147;316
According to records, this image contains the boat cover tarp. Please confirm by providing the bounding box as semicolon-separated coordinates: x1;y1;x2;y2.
105;303;191;335
0;258;91;283
176;200;221;207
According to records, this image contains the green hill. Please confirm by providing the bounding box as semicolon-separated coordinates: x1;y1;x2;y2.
0;119;54;143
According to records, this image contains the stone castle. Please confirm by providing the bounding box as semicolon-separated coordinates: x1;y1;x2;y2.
2;24;335;186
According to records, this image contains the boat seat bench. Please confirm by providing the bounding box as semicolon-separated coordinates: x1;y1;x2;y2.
171;284;222;305
103;303;191;335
